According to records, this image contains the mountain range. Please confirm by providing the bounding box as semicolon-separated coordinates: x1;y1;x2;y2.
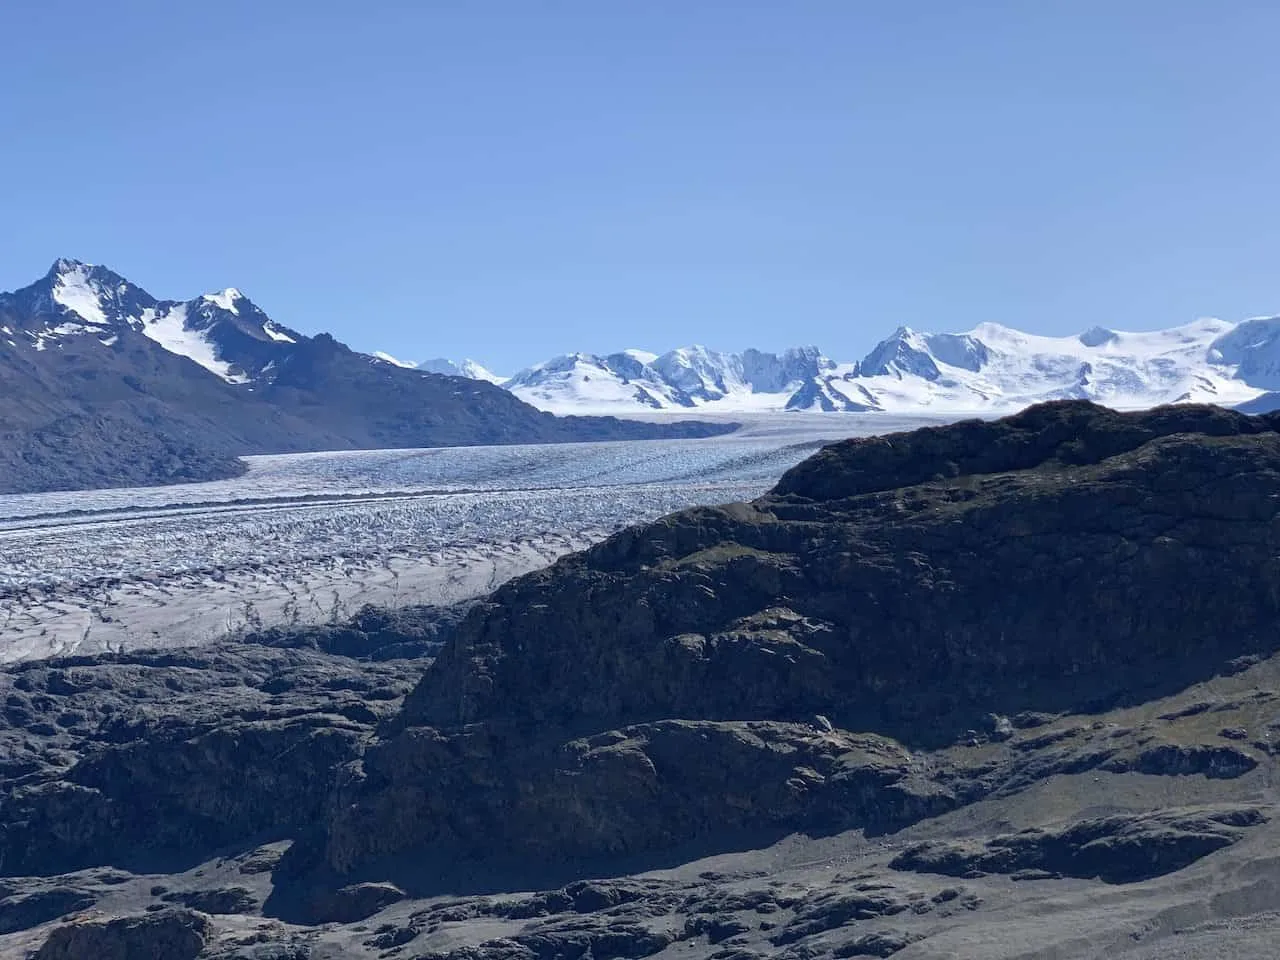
418;318;1280;415
0;260;727;493
13;257;1280;495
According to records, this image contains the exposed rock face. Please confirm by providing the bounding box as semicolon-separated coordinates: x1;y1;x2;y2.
34;907;211;960
323;720;952;873
323;401;1280;874
0;886;95;935
310;881;406;923
890;804;1270;883
0;639;427;875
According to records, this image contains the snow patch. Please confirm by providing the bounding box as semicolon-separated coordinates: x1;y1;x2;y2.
262;321;296;344
374;351;418;368
51;263;108;326
391;355;508;383
138;304;249;383
202;288;242;313
507;352;691;413
454;360;502;383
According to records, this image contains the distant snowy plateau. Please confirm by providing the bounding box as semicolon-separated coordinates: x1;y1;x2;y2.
392;320;1280;416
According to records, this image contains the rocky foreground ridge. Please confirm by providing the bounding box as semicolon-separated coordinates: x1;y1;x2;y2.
5;401;1280;958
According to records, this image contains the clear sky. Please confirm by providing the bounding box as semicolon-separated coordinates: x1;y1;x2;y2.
3;1;1280;373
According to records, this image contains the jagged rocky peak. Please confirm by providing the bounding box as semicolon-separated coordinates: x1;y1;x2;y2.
501;343;858;413
741;345;833;392
652;344;741;399
46;257;127;287
856;327;990;380
0;258;305;381
784;376;876;412
17;258;158;329
856;326;943;380
201;286;245;312
186;286;301;348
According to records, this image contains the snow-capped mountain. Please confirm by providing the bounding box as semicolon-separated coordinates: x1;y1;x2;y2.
428;319;1280;415
498;345;868;414
839;321;1263;412
371;352;505;384
1;259;304;384
504;350;692;410
0;260;727;493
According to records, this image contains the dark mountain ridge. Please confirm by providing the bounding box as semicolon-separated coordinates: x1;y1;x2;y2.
0;260;730;493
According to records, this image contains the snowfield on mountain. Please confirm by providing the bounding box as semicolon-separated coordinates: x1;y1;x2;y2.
424;317;1280;415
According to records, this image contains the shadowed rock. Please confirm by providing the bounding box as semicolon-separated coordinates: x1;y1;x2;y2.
34;907;211;960
889;804;1270;883
0;886;95;934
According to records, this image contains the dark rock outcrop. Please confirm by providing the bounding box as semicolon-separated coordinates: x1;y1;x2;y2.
323;720;952;872
0;885;95;935
248;601;472;661
401;401;1280;744
320;401;1280;875
889;804;1269;883
161;886;258;915
34;907;212;960
310;881;406;923
0;643;424;875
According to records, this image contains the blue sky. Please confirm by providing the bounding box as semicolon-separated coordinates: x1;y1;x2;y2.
3;1;1280;372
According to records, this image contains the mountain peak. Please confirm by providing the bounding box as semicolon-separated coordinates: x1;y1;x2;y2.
49;257;93;275
201;288;244;314
373;350;418;369
44;259;135;328
44;258;130;288
967;321;1024;342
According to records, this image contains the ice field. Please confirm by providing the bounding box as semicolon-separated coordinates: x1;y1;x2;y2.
0;414;943;660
